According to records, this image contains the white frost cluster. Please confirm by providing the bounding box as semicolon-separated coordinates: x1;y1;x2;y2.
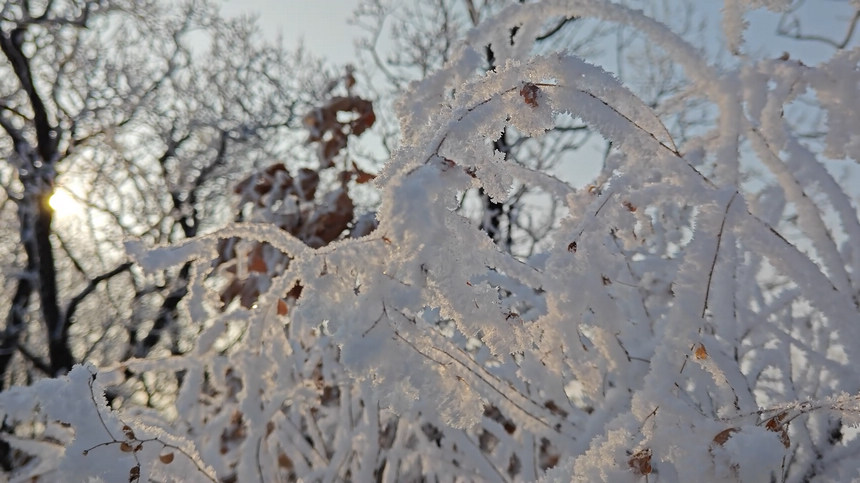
2;0;859;482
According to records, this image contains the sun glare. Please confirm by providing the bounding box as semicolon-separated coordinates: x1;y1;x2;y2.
48;189;81;219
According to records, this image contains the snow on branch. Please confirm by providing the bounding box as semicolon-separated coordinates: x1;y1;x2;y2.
2;0;859;481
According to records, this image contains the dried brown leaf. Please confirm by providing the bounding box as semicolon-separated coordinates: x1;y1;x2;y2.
628;448;652;475
712;427;739;446
247;253;268;274
765;412;791;448
278;452;293;470
351;161;376;184
695;343;708;360
520;82;540;107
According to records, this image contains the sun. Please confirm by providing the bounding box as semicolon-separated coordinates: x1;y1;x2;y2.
48;188;82;219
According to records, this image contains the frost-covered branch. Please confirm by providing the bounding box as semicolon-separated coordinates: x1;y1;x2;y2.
2;1;860;481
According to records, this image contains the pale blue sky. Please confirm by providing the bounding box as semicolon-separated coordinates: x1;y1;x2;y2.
220;0;363;65
219;1;857;67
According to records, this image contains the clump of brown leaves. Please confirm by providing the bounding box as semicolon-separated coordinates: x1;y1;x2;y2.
218;67;378;312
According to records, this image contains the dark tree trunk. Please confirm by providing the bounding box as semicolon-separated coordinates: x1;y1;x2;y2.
1;26;73;376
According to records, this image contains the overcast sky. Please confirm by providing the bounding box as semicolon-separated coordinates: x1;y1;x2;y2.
220;0;363;65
